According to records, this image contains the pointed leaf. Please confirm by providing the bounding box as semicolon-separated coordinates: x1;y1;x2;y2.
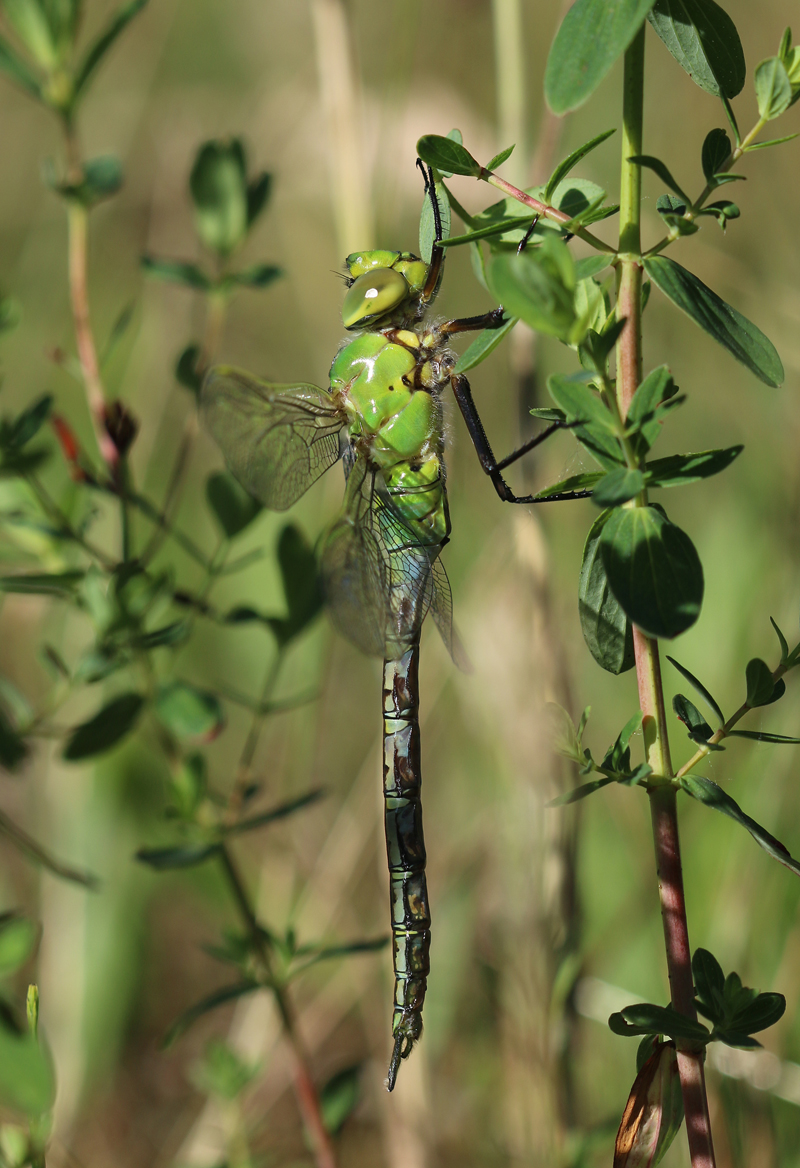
141;256;210;289
544;128;616;202
644;256;783;387
628;155;691;204
246;172;272;226
730;992;785;1034
646;445;743;488
321;1065;362;1135
486;242;577;342
600;506;703;639
770;616;789;664
579;509;635;674
270;524;323;646
592;468;645;508
755;57;792;120
549;775;619;806
136;842;221;870
626;365;681;455
727;730;800;744
647;0;746;98
224;789;325;837
162;981;259;1048
63;692;144;760
486;144;515;172
73;0;150;100
701;128;732;181
673;693;714;741
453;316;516;375
544;0;657;115
0;571;84;595
0;35;42;98
206;471;262;538
692;948;725;1020
680;774;800;877
610;1003;710;1043
547;374;623;469
665;656;724;725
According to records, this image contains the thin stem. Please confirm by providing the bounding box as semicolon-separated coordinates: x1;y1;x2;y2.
225;650;284;823
217;847;336;1168
484;171;617;253
615;29;716;1168
491;0;527;188
66;199;118;471
25;473;114;568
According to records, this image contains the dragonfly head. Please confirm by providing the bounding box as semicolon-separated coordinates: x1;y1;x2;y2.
342;250;429;330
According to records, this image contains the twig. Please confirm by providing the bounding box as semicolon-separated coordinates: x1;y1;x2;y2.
615;29;716;1168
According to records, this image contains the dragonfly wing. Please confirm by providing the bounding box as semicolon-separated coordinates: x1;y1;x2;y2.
201;365;344;511
321;458;451;660
319;457;390;658
429;558;471;671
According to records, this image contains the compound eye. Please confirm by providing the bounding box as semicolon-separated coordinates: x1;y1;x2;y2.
342;268;408;329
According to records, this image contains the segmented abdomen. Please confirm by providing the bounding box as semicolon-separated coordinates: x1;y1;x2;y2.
383;643;430;1089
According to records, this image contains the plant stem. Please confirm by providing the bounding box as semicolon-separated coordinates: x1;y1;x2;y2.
484;171;616;253
66;198;117;471
491;0;527;188
615;28;716;1168
218;846;336;1168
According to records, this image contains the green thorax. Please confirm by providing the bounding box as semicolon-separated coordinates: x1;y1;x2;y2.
329;327;449;548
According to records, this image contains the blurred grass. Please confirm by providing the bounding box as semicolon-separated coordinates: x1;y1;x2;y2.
0;1;800;1165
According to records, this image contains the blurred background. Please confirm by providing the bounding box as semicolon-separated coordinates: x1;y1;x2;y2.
1;0;800;1165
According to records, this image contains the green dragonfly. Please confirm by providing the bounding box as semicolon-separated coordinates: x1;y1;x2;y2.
201;166;588;1089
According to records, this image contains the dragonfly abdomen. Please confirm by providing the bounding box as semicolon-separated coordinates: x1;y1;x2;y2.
383;643;430;1091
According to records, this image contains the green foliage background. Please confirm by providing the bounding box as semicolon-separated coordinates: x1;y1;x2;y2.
1;0;800;1164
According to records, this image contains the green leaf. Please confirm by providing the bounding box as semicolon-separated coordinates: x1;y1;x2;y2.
609;1003;710;1043
79;155;123;204
578;509;635;675
320;1065;361;1135
547;374;623;469
727;730;800;744
0;394;52;449
628;155;691;204
486;144;515;172
644;256;784;388
192;1038;259;1100
544;128;616;202
141;256;210;289
680;774;800;877
770;616;789;664
269;524;323;646
190;139;249;256
575;255;613;281
155;681;224;740
136;842;221;870
63;692;144;760
626;365;681;455
544;0;656;115
673;693;715;743
692;948;725;1020
162;981;259;1048
696;199;740;229
101;301;135;370
416;134;481;178
666;655;724;725
246;172;272;226
486;239;577;342
0;916;36;977
206;471;262;538
0;705;27;771
452;316;516;375
592;467;645;508
73;0;149;101
755;57;793;120
745;132;800;151
600;506;703;639
533;471;604;499
168;754;207;820
175;343;202;393
0;571;84;595
647;0;746;98
1;0;56;68
603;710;644;773
702;128;732;181
730;993;785;1034
224;790;325;837
0;34;42;99
745;658;775;707
222;263;282;290
646;445;743;488
549;775;619;807
0;1026;55;1115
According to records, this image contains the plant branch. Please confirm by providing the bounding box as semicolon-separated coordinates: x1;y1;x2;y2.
615;28;716;1168
217;846;336;1168
483;171;617;253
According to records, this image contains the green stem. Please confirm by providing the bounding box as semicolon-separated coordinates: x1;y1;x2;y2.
615;30;716;1168
225;650;284;823
484;171;617;253
491;0;527;187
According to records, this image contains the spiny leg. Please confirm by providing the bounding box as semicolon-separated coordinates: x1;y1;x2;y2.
450;373;592;504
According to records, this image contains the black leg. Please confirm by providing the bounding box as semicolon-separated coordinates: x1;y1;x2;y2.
436;307;508;339
450;373;592;504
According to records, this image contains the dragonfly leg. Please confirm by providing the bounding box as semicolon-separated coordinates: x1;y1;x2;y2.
450;373;592;504
435;306;508;339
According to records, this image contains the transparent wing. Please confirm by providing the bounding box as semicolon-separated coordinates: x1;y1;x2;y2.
201;365;345;511
320;455;456;661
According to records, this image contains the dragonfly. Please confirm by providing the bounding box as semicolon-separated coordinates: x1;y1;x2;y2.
201;165;588;1089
